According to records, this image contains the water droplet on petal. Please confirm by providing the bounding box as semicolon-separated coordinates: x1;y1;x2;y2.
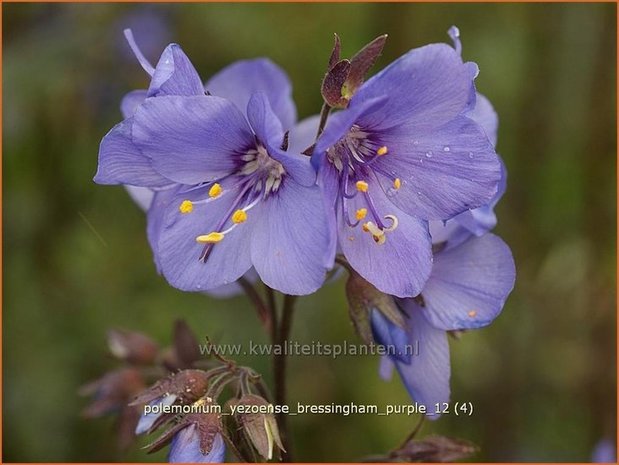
413;140;419;145
443;146;450;152
425;152;433;158
468;152;474;159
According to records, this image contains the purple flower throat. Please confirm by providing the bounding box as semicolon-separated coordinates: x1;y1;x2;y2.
180;141;287;262
329;125;400;245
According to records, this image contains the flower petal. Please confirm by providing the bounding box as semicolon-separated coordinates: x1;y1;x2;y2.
311;96;388;171
135;394;177;435
148;44;205;98
168;426;226;463
247;92;316;187
422;233;515;331
378;355;395;381
429;155;507;247
132;95;254;185
156;182;253;291
205;268;259;299
121;90;147;119
288;115;319;156
146;186;180;273
370;309;411;364
205;58;297;129
125;185;154;211
250;181;331;295
467;92;498;148
394;299;450;418
373;115;501;220
352;43;478;133
338;184;432;298
94;118;170;187
318;159;340;267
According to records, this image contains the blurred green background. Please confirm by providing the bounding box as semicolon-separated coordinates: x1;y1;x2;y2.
3;3;616;462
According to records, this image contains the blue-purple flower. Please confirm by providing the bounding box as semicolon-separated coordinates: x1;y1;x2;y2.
95;32;331;295
370;85;514;415
313;28;502;297
373;230;515;417
168;423;226;463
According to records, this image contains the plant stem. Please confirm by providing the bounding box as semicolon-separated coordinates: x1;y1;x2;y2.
239;277;273;338
273;294;297;461
265;285;278;341
316;102;332;139
397;415;426;449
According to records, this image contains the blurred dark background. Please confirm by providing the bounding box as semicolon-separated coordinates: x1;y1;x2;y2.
3;3;616;462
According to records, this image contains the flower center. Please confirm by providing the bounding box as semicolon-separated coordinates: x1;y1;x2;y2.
177;143;286;262
327;126;400;245
240;145;285;195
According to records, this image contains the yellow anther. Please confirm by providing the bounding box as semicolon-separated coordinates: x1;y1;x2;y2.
393;178;401;190
362;222;370;232
468;310;477;318
196;232;224;244
356;180;369;192
208;183;222;198
232;209;247;224
376;146;389;156
179;200;193;214
355;208;367;221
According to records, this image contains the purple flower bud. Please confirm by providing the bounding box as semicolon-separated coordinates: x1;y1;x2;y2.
107;329;159;365
80;367;145;418
131;369;210;408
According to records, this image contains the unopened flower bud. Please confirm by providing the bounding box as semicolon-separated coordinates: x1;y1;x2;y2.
107;329;159;365
321;34;387;108
234;394;284;460
80;367;145;418
345;268;406;345
131;369;209;407
146;399;225;463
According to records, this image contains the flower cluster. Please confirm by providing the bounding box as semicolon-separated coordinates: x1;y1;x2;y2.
93;26;515;459
82;320;285;463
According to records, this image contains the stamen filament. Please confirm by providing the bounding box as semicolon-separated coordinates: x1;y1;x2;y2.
362;192;386;230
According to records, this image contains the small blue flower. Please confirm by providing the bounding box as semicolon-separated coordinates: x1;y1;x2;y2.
313;27;502;298
135;394;177;435
592;438;617;463
168;424;226;463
